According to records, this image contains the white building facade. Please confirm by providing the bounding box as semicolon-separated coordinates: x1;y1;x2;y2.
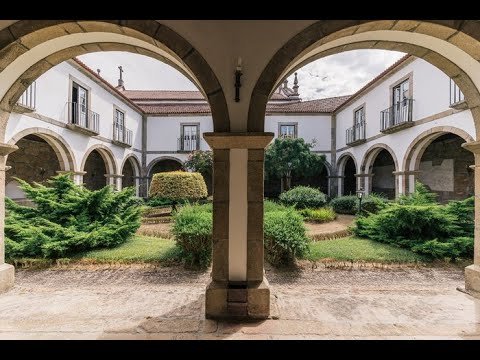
5;55;475;202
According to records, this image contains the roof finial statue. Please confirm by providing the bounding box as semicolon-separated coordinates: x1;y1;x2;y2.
293;72;299;95
283;78;288;88
116;65;125;91
97;68;101;76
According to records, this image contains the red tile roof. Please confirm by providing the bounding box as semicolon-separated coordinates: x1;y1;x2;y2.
123;89;290;101
266;95;351;114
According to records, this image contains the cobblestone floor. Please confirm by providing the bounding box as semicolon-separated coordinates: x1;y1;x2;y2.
0;264;479;339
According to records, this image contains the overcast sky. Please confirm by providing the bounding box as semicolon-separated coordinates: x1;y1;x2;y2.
78;50;406;100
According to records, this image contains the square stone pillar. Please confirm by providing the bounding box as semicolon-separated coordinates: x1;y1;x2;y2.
461;141;480;297
105;174;123;191
355;173;372;195
393;170;421;197
0;143;18;293
327;175;342;198
203;132;273;319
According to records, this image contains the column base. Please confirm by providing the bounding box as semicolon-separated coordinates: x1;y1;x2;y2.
0;263;14;293
205;277;270;320
463;264;480;298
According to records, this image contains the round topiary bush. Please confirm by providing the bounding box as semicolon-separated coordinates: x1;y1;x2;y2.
278;186;327;209
330;195;358;214
149;171;207;210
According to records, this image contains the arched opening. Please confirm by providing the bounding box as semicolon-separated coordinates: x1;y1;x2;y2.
338;154;357;196
404;132;475;202
121;155;141;196
369;149;396;199
148;158;183;177
343;157;357;196
83;149;108;191
5;134;73;201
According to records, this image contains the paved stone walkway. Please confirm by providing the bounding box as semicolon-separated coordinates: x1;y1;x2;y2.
0;264;479;339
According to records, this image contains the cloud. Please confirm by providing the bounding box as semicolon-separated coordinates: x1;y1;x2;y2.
78;49;406;100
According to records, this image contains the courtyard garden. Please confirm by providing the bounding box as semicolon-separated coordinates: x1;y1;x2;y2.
4;168;474;269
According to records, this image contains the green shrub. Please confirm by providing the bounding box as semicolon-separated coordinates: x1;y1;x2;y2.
330;195;357;214
171;204;212;268
146;197;173;207
264;199;290;213
360;193;389;215
299;207;336;223
5;175;141;259
397;181;438;205
149;171;207;209
354;201;473;260
264;208;309;266
279;186;327;209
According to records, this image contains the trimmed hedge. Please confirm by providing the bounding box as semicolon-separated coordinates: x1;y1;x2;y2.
149;171;207;202
279;186;327;209
264;208;310;266
171;204;212;268
330;195;357;214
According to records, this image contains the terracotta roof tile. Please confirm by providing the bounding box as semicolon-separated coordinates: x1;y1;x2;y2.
266;95;351;114
123;89;290;101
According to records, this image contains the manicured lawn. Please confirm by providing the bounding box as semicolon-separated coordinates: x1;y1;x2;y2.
76;235;179;263
305;236;428;263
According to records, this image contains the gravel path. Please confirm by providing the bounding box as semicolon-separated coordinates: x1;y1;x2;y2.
0;265;479;339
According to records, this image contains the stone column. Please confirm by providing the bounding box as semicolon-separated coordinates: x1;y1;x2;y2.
461;141;480;297
203;132;273;319
328;175;342;198
0;143;18;293
56;170;86;186
355;173;372;195
393;170;421;197
105;174;123;191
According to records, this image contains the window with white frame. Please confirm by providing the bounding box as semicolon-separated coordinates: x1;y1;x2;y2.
114;109;125;141
279;123;297;139
181;124;199;151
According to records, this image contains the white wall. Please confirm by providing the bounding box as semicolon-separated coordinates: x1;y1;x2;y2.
265;114;332;165
146;115;213;152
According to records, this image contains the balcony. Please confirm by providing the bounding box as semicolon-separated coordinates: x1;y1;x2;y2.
346;120;366;146
380;98;414;133
450;78;467;110
14;82;36;113
66;102;100;136
112;124;133;147
178;136;199;152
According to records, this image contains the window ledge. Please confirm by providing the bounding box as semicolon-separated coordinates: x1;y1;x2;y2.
450;100;468;110
346;139;366;146
381;121;414;134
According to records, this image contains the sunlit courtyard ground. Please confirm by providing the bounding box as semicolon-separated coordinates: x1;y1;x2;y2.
1;263;479;339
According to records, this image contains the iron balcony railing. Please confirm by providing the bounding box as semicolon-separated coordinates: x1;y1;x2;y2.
450;78;465;106
17;81;36;110
66;102;100;134
178;136;199;151
346;119;366;145
113;123;133;146
380;98;413;132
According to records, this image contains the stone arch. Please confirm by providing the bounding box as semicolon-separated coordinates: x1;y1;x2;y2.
80;144;117;175
249;20;480;136
403;126;474;172
120;153;141;177
146;156;184;178
361;143;399;174
7;127;76;172
337;152;358;175
0;20;229;134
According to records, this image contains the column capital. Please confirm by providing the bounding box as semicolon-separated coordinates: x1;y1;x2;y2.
392;170;421;176
203;132;274;149
327;175;344;179
104;174;124;178
462;140;480;154
355;173;374;178
0;143;18;157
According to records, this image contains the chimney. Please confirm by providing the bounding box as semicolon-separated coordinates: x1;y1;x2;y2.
97;68;101;76
116;65;125;91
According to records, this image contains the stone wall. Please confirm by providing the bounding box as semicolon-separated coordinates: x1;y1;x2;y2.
6;135;61;198
418;134;474;202
84;150;107;191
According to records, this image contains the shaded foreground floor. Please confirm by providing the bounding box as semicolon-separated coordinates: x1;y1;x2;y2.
0;265;479;339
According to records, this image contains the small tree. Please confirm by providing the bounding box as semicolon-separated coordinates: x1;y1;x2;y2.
183;150;213;194
265;138;325;192
149;171;207;211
